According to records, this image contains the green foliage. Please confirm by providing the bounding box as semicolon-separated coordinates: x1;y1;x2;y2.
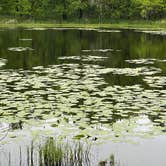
15;0;31;18
0;0;166;22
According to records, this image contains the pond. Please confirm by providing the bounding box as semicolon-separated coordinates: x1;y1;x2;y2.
0;28;166;166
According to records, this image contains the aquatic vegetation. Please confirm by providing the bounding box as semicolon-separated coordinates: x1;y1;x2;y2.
125;59;166;65
138;30;166;35
19;38;33;41
0;61;165;141
0;135;124;166
0;28;166;166
58;55;108;62
0;58;7;67
8;47;34;52
39;138;91;166
82;49;116;53
0;28;166;149
158;59;166;62
98;66;161;76
143;76;166;88
1;136;123;166
39;138;64;166
125;59;155;65
2;137;91;166
58;56;81;60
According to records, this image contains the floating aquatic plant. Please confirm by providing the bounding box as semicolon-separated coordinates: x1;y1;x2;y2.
0;58;7;67
8;47;34;52
0;62;165;141
58;55;108;62
143;76;166;88
0;28;166;143
138;30;166;35
82;49;117;53
98;66;161;76
19;38;33;41
125;59;155;65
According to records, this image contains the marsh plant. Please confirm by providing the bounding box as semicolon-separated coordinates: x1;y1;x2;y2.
22;137;121;166
25;137;91;166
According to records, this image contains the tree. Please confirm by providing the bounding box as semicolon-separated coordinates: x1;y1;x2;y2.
0;0;166;20
68;0;89;19
0;0;16;16
15;0;31;18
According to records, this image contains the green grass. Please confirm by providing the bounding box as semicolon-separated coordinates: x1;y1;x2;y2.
0;17;166;30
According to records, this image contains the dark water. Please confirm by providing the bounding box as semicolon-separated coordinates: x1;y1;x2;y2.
0;28;166;166
0;29;166;68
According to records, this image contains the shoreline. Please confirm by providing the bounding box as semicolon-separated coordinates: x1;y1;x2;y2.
0;21;166;30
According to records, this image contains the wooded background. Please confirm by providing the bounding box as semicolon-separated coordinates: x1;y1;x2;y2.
0;0;166;21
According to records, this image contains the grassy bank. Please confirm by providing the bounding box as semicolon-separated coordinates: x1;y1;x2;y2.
0;18;166;30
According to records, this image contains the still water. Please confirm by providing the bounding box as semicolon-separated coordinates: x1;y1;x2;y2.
0;28;166;166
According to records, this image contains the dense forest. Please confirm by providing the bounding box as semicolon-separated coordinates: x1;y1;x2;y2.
0;0;166;21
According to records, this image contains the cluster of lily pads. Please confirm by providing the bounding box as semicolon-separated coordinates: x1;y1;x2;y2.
125;59;155;65
98;66;161;76
143;76;166;88
82;49;120;53
0;56;165;141
8;47;34;52
58;55;108;62
125;58;166;65
137;30;166;35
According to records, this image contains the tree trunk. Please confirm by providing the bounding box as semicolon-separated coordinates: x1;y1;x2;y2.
79;9;83;19
63;0;67;21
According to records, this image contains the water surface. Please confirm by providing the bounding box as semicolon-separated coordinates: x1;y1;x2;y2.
0;28;166;166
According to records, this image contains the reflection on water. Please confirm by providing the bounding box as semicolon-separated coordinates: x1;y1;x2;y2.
0;136;122;166
0;28;166;166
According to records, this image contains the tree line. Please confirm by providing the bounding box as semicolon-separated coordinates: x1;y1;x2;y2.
0;0;166;21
